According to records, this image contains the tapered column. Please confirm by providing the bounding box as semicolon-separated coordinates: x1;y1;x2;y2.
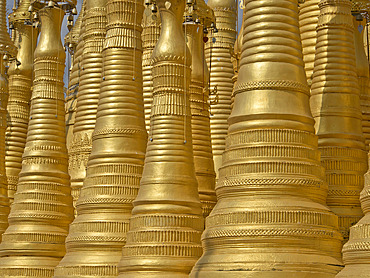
185;21;216;217
299;0;320;87
117;0;203;276
354;17;370;152
231;11;243;110
65;0;85;151
68;0;107;209
142;3;160;132
54;0;146;276
5;0;38;204
310;0;367;241
190;0;343;276
206;0;237;179
0;7;74;277
336;134;370;277
0;0;17;238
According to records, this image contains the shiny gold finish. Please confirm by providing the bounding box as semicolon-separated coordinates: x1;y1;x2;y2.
299;0;320;87
354;17;370;152
5;0;38;204
0;7;74;277
336;133;370;278
190;0;343;276
206;0;237;179
142;4;160;132
118;0;203;275
311;0;367;241
65;0;85;151
185;19;216;218
68;0;107;208
0;0;17;238
54;0;146;276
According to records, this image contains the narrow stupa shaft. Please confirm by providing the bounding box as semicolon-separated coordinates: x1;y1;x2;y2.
65;0;86;151
54;0;146;276
6;0;38;204
117;0;203;276
206;0;236;179
0;6;74;277
68;0;107;208
299;0;320;87
142;4;160;132
190;0;343;276
354;17;370;152
231;11;243;110
310;0;367;241
185;21;216;217
0;0;17;238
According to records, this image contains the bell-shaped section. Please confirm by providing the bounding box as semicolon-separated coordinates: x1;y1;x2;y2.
190;0;343;276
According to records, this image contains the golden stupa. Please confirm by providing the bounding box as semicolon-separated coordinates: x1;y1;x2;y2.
5;0;37;204
310;0;367;241
0;4;74;276
0;0;370;276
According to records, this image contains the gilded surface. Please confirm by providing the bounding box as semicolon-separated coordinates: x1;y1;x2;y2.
311;0;367;241
68;0;107;209
0;7;74;277
0;0;16;239
54;0;146;276
118;0;203;275
190;0;343;276
206;0;237;179
185;18;216;217
5;0;38;204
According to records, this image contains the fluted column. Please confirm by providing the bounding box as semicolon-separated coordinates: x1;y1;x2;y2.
354;17;370;152
65;0;85;151
299;0;320;87
5;0;38;204
117;0;203;276
206;0;237;179
190;0;343;276
310;0;367;241
53;0;146;276
185;21;216;217
142;4;160;132
0;7;74;277
0;0;17;238
68;0;107;208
